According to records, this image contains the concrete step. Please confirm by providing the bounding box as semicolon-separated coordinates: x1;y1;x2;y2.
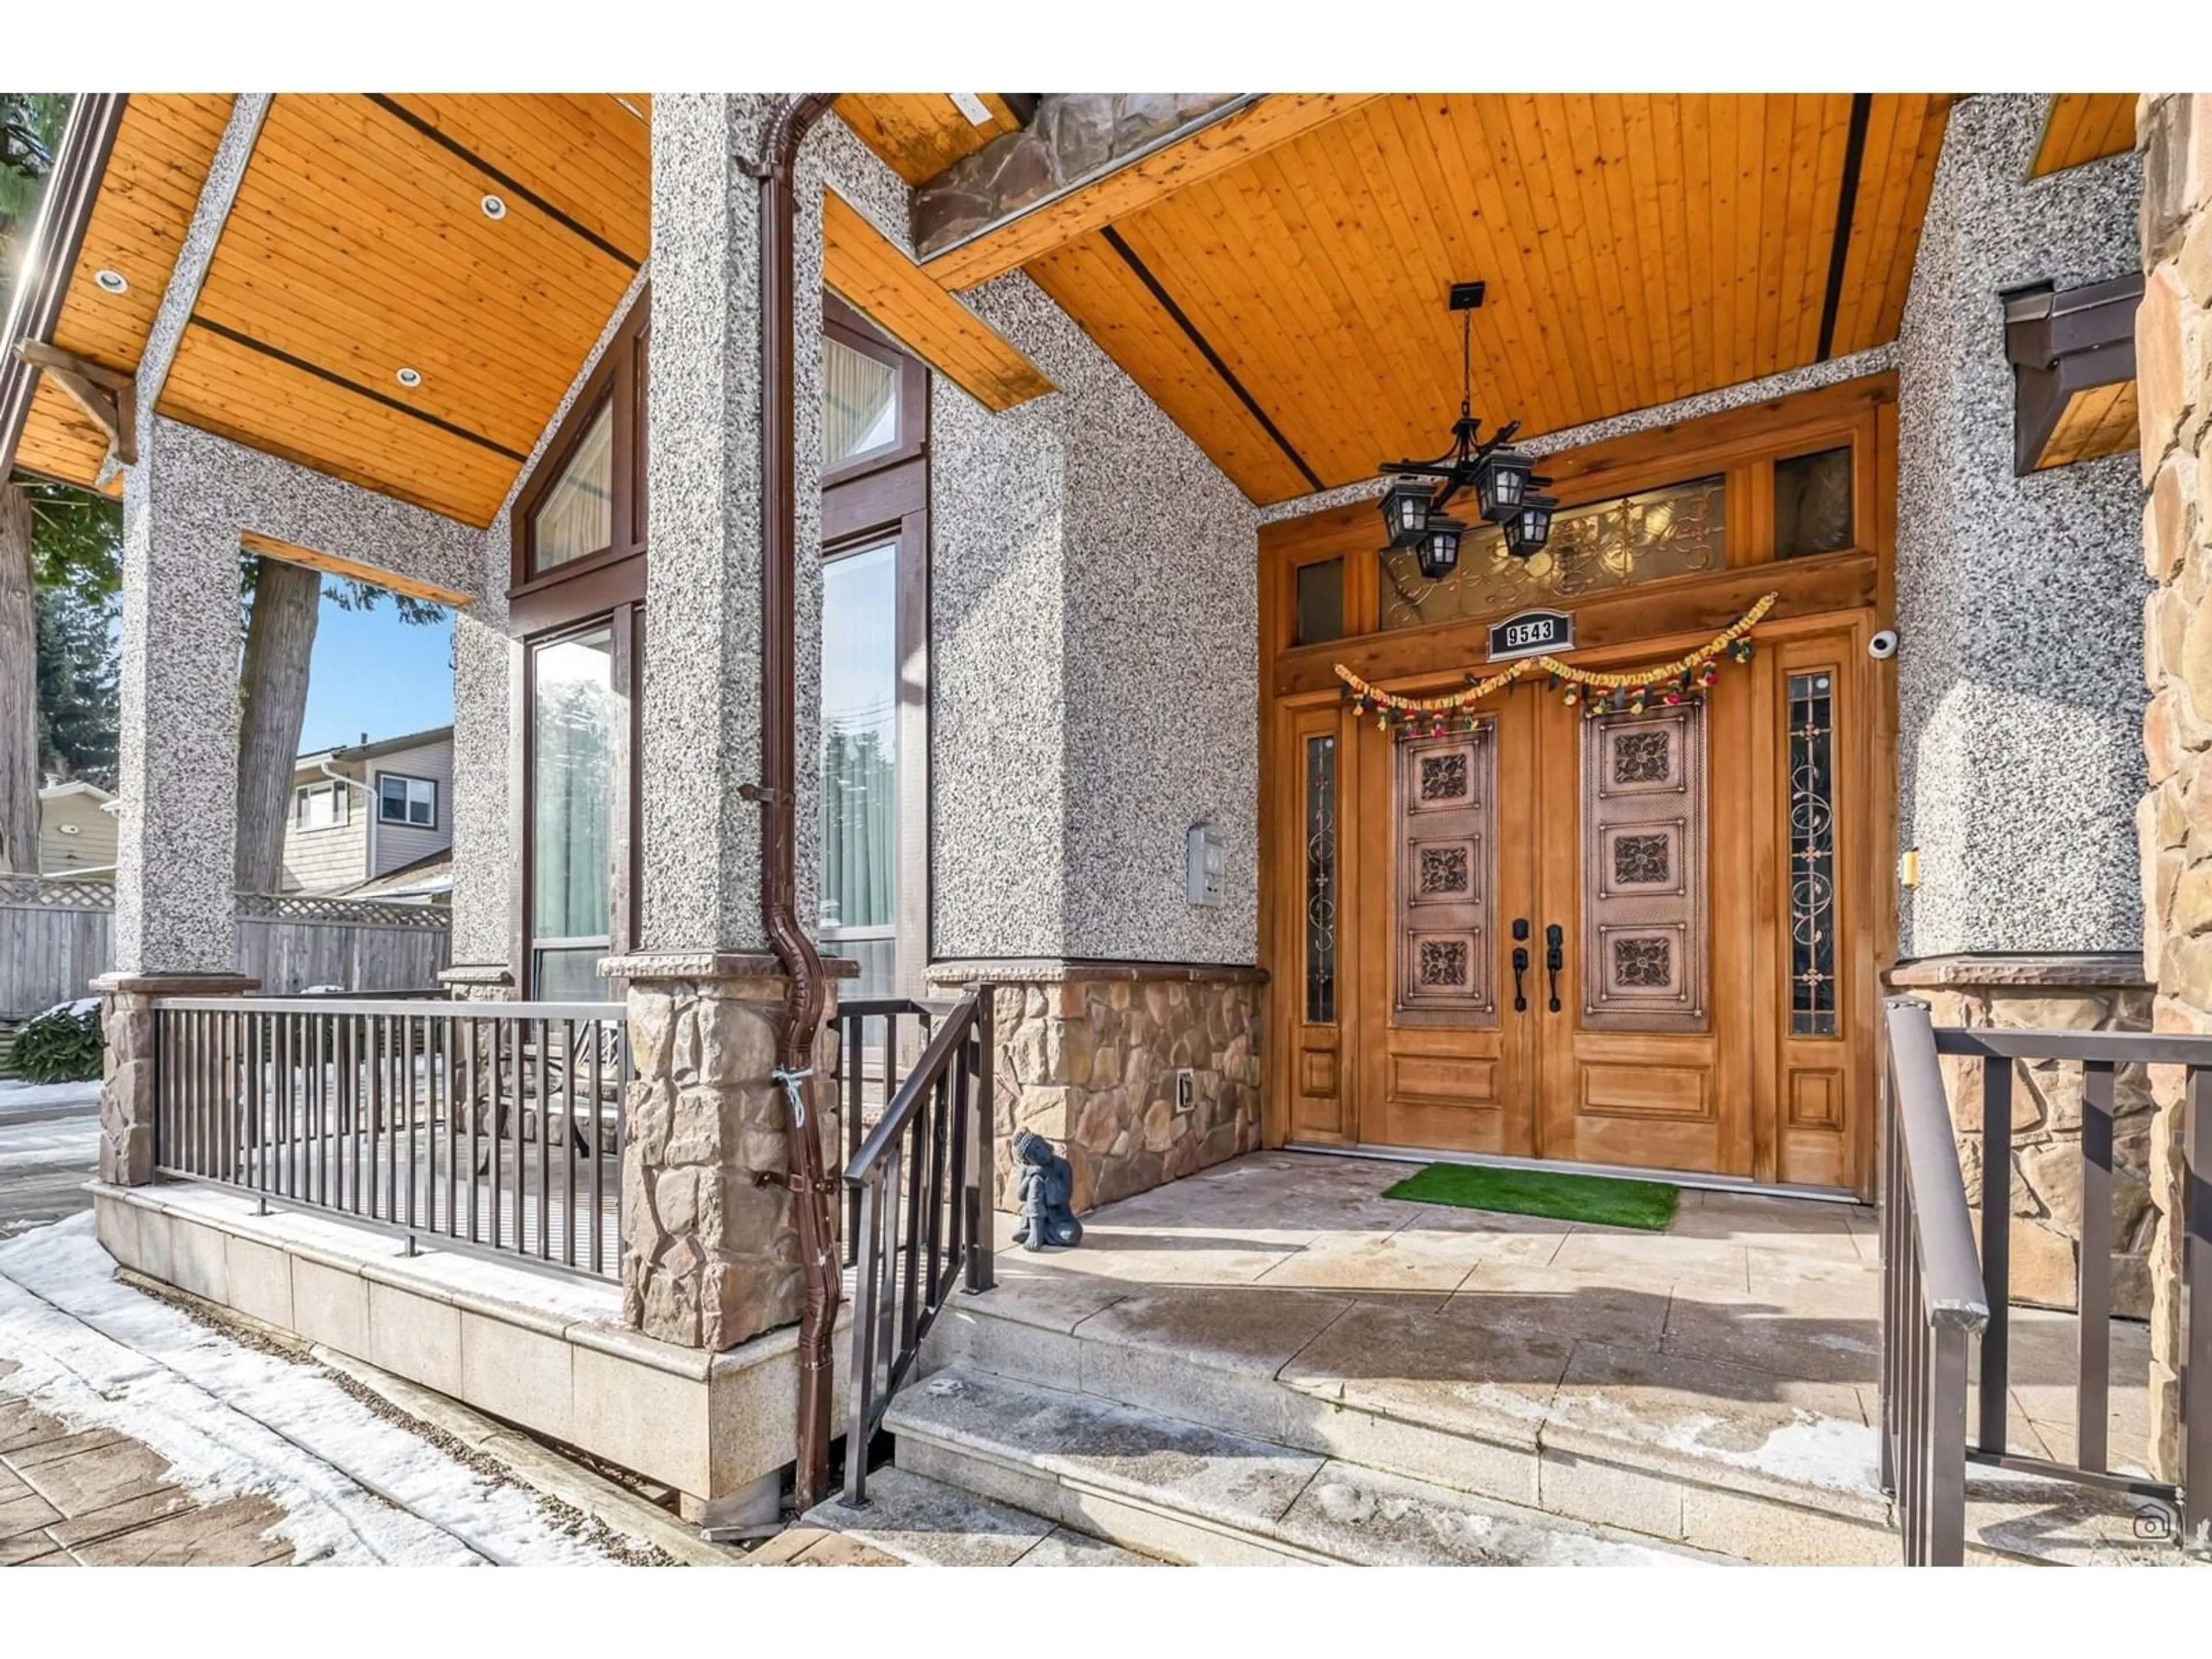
804;1465;1163;1567
925;1284;2177;1566
885;1368;1733;1567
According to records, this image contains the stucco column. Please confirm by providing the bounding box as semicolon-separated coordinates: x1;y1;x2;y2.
112;416;248;975
2134;92;2212;1492
639;93;772;956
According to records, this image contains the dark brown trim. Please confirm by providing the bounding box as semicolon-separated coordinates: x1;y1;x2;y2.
823;452;926;544
187;313;527;460
1816;93;1874;362
758;90;842;1517
511;287;650;604
1099;222;1325;493
822;292;929;486
1;93;127;480
364;94;644;271
2002;274;2142;474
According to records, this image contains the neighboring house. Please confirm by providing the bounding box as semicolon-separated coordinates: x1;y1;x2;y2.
280;726;453;900
35;778;117;877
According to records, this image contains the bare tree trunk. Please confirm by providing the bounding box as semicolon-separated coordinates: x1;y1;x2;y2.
234;555;321;893
0;483;38;875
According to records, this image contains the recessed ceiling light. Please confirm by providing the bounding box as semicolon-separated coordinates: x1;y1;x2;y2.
93;268;128;294
480;194;507;221
395;366;423;389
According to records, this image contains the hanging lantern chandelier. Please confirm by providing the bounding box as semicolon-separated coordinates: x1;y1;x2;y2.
1376;282;1556;578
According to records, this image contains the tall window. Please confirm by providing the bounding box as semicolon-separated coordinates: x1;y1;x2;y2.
510;290;649;998
819;298;927;1002
820;543;899;996
530;628;620;1001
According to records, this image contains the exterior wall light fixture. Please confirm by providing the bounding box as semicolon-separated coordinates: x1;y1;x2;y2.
1375;281;1555;566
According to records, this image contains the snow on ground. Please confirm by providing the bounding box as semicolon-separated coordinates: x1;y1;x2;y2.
0;1213;622;1566
0;1078;103;1117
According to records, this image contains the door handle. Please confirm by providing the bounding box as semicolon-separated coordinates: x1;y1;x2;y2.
1544;923;1564;1013
1510;946;1529;1013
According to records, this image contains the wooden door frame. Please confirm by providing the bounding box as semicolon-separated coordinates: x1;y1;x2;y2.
1259;372;1899;1197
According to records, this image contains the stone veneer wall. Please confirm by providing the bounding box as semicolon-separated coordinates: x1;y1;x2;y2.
929;964;1262;1214
1895;94;2148;957
1890;957;2156;1317
2135;91;2212;1486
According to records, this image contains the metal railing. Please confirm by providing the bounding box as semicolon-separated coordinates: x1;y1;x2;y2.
151;995;630;1280
1882;996;2211;1561
1880;997;1993;1565
839;984;995;1506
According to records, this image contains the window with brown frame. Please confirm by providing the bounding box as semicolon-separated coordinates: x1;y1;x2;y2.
509;291;650;997
819;296;930;1004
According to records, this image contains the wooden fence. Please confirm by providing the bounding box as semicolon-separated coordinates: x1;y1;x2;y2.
0;877;451;1019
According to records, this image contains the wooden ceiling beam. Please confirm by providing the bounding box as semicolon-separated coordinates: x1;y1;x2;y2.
240;528;474;607
919;93;1381;291
12;340;135;464
821;191;1053;412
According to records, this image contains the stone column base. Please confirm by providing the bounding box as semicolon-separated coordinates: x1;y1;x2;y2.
1887;955;2153;1317
600;951;852;1354
927;960;1266;1215
89;971;259;1187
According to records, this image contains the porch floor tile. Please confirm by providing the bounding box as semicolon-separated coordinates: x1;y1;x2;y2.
970;1149;2159;1523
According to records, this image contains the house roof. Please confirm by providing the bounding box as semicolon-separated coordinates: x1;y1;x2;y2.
38;779;115;805
342;847;453;901
293;724;453;775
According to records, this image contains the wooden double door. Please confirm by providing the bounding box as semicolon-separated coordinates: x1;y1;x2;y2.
1283;619;1872;1191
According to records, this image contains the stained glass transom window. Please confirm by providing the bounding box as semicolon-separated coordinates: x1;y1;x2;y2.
1381;474;1726;631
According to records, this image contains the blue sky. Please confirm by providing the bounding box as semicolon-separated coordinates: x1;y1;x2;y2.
298;592;454;753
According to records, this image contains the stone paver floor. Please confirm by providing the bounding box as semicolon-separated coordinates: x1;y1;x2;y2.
975;1150;2156;1476
0;1360;293;1567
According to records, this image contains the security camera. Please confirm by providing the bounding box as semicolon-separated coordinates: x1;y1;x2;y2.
1868;628;1899;660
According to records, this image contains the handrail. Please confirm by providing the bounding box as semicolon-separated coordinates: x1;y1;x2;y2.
1886;999;1991;1331
151;995;622;1019
839;982;995;1506
846;997;976;1186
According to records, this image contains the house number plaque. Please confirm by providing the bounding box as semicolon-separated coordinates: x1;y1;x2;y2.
1487;608;1573;662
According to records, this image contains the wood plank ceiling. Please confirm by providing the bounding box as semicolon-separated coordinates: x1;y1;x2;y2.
1020;93;1953;503
14;93;652;528
2029;94;2137;179
834;94;1022;185
160;93;650;525
14;93;235;493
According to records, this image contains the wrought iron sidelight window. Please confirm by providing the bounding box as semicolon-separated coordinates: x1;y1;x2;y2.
1304;734;1338;1024
1787;671;1839;1036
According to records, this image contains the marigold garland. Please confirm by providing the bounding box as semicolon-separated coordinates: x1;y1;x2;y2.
1335;592;1778;735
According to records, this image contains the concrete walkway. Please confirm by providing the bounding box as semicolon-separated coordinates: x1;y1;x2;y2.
1;1359;295;1566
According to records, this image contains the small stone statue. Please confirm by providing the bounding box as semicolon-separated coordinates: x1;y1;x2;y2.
1011;1130;1083;1251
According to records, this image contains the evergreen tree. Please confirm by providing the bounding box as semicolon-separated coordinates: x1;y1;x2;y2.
35;582;118;788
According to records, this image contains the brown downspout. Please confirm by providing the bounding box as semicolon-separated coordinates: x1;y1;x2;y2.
754;92;840;1514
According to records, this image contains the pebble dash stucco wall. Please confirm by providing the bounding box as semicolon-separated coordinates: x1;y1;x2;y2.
1895;94;2149;959
929;273;1262;966
810;116;1263;969
115;417;484;975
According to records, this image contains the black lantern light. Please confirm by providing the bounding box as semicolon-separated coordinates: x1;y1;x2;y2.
1472;446;1534;522
1501;493;1557;560
1374;281;1550;574
1413;516;1467;581
1377;476;1436;550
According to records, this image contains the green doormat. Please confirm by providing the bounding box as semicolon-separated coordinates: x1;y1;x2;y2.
1382;1162;1680;1231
